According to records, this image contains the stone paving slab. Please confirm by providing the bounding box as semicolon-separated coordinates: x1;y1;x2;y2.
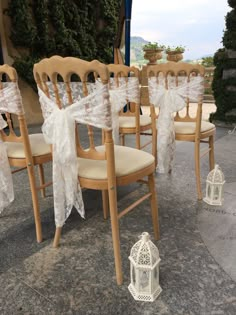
198;133;236;282
0;127;236;314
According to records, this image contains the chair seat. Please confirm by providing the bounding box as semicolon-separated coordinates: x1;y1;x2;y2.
78;145;154;180
119;115;151;128
6;133;51;158
174;121;215;134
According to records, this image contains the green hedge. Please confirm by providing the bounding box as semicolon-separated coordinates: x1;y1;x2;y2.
228;0;236;8
211;0;236;123
5;0;121;88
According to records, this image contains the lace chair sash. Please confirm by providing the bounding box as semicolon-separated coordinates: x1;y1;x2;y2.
0;82;24;115
0;82;23;213
44;79;139;144
38;83;112;227
97;77;140;143
148;76;204;173
0;140;14;213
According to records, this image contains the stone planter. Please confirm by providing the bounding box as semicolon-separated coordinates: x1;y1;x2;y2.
143;49;163;65
166;51;184;62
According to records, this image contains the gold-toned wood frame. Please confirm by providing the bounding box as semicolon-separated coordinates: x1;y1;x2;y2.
34;56;159;285
0;64;52;242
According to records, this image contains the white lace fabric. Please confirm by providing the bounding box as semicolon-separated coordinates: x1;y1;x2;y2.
45;79;140;144
0;82;23;213
148;75;204;173
38;82;113;227
0;82;24;115
96;77;140;143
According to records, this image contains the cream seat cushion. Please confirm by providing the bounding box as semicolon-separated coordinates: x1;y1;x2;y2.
119;115;151;128
6;134;51;158
174;121;215;134
78;145;154;180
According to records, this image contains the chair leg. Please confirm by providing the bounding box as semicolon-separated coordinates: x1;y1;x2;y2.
108;186;123;285
194;140;202;200
38;164;46;198
27;164;43;243
102;190;109;219
136;132;141;149
121;134;125;146
148;173;160;240
151;106;158;167
53;227;62;247
152;128;158;168
209;135;215;171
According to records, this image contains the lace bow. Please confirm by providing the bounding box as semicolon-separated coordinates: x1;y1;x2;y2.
0;83;23;213
149;76;204;173
96;77;140;143
38;83;112;227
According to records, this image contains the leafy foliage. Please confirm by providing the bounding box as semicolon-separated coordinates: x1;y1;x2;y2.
8;0;37;48
228;0;236;8
211;0;236;123
201;56;214;67
165;45;185;53
13;55;41;92
6;0;121;87
142;42;165;50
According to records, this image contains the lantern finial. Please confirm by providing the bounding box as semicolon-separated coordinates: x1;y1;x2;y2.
140;232;150;242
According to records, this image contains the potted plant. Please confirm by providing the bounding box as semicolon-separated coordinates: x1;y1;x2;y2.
165;45;185;62
142;42;165;65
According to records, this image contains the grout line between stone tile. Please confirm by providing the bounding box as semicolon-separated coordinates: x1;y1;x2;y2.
224;189;236;197
19;278;56;306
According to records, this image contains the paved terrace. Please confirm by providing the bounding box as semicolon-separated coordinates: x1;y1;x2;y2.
0;104;236;314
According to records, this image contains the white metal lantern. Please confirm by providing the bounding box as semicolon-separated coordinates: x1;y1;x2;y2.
203;164;225;206
128;232;162;302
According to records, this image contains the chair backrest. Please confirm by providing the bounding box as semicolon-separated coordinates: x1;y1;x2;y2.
107;64;140;115
0;64;30;145
147;61;205;124
107;64;140;80
33;56;113;161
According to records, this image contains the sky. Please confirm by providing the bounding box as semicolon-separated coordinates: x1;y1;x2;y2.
131;0;231;59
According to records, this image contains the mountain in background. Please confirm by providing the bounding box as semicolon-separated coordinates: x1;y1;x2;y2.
130;36;170;65
130;36;149;65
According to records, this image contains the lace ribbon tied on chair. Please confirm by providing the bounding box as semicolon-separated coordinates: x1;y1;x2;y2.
38;83;112;227
97;77;140;143
45;79;140;144
148;76;204;173
0;83;24;213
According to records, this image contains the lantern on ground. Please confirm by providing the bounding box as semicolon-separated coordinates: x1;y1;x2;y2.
204;164;225;206
128;232;162;302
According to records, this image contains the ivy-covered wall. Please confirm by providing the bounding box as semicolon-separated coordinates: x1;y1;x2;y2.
5;0;121;89
211;0;236;123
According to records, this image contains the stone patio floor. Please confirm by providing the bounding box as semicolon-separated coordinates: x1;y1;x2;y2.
0;107;236;314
